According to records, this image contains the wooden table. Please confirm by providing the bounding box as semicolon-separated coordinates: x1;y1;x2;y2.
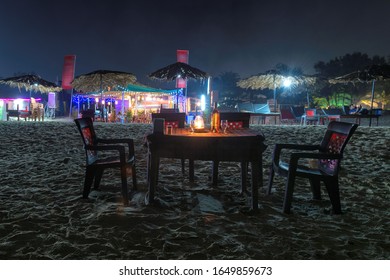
145;128;267;209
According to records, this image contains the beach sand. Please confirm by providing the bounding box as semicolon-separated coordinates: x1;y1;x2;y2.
0;117;389;260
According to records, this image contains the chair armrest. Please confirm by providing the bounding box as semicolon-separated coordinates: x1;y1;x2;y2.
97;138;135;159
288;152;342;170
272;144;320;165
86;144;127;162
290;152;342;161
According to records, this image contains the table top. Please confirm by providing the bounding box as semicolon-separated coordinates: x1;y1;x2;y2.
159;127;262;138
146;128;266;161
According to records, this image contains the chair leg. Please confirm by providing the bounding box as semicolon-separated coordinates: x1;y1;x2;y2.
309;178;321;200
189;159;195;182
323;177;342;214
267;164;275;195
156;158;160;183
120;165;129;206
132;164;137;190
83;167;95;198
94;169;104;189
181;158;185;175
283;171;296;214
240;161;247;193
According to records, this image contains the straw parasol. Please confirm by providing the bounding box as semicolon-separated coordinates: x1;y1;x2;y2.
148;62;208;81
71;69;137;93
237;70;317;111
149;62;208;112
0;74;62;94
71;70;137;120
329;64;390;126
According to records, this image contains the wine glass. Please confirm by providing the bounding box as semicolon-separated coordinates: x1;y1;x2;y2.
190;120;195;133
221;120;228;134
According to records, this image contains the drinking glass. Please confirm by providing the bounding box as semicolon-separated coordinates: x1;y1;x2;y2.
190;120;195;133
221;120;228;134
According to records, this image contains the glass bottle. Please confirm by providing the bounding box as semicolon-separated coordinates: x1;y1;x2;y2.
211;102;220;133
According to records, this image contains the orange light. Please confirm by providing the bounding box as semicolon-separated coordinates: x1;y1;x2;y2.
194;115;205;129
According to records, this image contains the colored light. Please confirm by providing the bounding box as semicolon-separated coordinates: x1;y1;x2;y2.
201;94;206;111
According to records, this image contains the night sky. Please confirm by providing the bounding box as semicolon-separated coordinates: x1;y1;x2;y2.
1;0;389;85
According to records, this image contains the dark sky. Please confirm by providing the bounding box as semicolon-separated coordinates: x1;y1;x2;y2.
1;0;389;85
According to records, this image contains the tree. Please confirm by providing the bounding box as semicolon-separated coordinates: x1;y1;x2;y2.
314;52;386;77
214;71;243;109
313;52;388;107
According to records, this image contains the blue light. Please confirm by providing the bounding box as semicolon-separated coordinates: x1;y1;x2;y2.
201;94;206;111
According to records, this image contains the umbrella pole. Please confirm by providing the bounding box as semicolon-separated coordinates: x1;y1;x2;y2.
77;95;80;117
369;79;376;127
307;91;310;107
273;83;277;112
121;91;125;124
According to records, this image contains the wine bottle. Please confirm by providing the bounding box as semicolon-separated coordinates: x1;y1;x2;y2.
211;102;220;133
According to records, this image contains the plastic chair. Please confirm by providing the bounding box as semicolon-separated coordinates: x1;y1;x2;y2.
267;121;358;214
74;117;137;206
301;108;320;125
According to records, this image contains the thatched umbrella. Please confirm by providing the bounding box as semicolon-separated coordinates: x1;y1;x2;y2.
0;74;61;95
148;62;208;81
329;64;390;126
148;62;208;112
237;70;317;111
71;69;137;93
71;70;137;120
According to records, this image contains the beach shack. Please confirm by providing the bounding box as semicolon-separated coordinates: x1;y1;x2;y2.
72;84;179;122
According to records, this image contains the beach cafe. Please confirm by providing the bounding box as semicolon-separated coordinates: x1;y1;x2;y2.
71;83;200;123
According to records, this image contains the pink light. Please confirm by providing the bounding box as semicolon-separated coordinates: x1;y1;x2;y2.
0;98;42;101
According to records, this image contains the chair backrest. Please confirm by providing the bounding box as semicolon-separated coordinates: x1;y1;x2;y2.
219;112;250;128
318;121;358;176
74;117;99;165
159;104;179;113
160;108;179;113
280;107;296;120
151;112;186;128
305;108;317;116
253;103;271;114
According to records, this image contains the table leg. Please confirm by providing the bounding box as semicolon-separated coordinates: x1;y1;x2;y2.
212;160;219;186
241;161;247;193
189;159;195;182
147;152;159;204
251;159;262;210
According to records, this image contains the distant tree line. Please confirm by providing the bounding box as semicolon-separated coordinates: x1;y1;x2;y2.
210;52;390;109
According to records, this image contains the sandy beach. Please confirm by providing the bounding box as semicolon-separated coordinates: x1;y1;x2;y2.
0;117;389;260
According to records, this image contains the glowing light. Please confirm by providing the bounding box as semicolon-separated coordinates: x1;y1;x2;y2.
283;77;292;87
95;97;99;102
194;115;205;129
200;94;206;111
15;98;24;109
